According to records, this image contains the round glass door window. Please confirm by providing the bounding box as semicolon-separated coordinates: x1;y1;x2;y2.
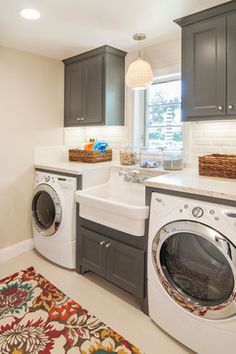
32;184;62;237
152;221;236;319
160;232;234;306
33;191;55;229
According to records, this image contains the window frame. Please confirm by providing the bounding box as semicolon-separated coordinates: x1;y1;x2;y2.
143;74;182;149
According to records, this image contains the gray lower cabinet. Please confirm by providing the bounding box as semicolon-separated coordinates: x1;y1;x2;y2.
79;228;105;277
175;2;236;121
78;227;144;299
63;45;126;127
106;238;144;298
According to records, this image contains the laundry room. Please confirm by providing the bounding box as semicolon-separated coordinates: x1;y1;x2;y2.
1;1;236;354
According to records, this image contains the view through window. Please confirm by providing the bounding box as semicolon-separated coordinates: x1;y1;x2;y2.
145;79;182;149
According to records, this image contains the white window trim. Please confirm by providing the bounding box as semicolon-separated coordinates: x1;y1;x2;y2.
132;73;192;165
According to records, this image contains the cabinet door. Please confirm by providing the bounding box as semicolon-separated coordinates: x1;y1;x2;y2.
82;55;103;124
227;12;236;116
105;239;144;298
64;61;83;126
79;228;106;277
182;16;226;120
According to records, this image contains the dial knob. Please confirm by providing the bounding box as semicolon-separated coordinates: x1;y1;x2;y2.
44;176;50;182
192;207;204;218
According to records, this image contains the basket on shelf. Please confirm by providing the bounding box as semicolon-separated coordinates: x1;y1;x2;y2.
198;154;236;179
68;149;112;163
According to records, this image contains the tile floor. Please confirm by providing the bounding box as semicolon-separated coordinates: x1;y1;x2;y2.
0;250;193;354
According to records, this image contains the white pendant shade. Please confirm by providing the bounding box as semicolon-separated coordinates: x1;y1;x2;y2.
126;58;153;90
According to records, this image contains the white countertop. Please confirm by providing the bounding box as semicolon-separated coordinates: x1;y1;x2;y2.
144;168;236;202
34;160;114;175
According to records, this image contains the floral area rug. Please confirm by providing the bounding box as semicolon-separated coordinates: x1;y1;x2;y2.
0;267;142;354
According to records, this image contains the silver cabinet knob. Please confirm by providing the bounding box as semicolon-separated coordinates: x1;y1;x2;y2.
228;104;233;110
105;243;111;248
218;105;223;111
99;240;105;246
76;118;81;121
80;117;85;121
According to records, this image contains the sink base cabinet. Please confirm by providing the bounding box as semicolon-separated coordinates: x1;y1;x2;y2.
77;225;145;305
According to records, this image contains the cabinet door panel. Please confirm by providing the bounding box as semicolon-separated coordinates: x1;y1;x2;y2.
64;62;83;126
227;12;236;115
79;228;105;277
83;55;103;124
182;16;226;120
106;239;144;298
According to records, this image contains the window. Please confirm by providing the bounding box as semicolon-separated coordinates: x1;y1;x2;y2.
145;77;182;149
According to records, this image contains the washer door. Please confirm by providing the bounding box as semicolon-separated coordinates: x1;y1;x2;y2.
32;184;62;237
152;220;236;319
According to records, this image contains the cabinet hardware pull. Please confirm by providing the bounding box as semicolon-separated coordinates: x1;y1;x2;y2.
76;118;81;121
105;243;111;248
228;104;233;110
80;117;85;121
99;241;105;246
218;105;223;111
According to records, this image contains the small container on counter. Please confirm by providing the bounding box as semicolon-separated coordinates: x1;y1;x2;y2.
139;147;163;168
120;145;139;166
163;149;184;170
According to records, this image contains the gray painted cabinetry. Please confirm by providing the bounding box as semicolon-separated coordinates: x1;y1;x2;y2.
63;45;126;127
175;1;236;121
76;215;147;309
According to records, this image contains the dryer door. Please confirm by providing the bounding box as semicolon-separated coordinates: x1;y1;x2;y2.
32;184;62;237
152;220;236;319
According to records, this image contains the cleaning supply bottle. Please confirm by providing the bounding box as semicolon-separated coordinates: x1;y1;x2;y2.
83;138;95;151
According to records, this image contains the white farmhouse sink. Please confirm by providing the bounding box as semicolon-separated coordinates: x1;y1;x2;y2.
75;171;150;236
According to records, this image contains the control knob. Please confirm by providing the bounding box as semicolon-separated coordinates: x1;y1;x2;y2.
44;175;50;182
192;207;204;218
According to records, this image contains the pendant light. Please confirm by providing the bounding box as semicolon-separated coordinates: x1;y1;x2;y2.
126;33;153;90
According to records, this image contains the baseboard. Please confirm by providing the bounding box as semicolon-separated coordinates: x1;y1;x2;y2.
0;239;34;263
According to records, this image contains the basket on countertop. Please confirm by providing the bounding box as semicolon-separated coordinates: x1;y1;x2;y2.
68;149;112;163
198;154;236;179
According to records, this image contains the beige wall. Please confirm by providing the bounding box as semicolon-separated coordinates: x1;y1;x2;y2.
0;46;64;249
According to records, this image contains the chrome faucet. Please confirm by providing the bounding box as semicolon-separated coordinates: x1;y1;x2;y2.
119;168;144;183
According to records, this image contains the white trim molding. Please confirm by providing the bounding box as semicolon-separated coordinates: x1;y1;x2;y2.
0;239;34;263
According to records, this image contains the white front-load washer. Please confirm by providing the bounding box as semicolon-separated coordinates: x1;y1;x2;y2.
148;192;236;354
32;170;77;269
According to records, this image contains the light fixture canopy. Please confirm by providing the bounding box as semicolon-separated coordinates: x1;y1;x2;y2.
126;33;153;90
20;8;41;20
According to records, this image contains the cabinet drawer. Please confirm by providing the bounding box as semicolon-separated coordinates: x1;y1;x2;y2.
106;239;145;298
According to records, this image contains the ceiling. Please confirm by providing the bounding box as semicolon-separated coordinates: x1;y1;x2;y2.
0;0;227;60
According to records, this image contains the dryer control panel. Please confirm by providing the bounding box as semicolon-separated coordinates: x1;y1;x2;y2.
150;192;236;241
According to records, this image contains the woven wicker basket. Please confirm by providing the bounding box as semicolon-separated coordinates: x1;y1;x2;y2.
68;149;112;163
198;154;236;179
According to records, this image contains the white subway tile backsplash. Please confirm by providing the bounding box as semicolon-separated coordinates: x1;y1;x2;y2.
64;126;130;161
191;120;236;163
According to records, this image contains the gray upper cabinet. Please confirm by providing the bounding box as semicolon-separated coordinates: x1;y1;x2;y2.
63;45;127;127
227;11;236;116
175;1;236;121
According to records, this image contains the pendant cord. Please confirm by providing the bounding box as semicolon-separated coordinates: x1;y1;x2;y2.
138;39;141;59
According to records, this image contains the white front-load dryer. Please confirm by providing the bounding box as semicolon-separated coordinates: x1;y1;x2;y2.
32;170;77;269
148;192;236;354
